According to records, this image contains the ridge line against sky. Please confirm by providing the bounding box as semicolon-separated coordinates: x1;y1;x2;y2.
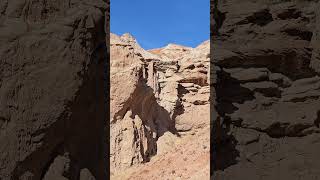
111;0;209;50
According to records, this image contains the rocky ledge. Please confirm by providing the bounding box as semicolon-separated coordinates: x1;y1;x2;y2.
212;0;320;179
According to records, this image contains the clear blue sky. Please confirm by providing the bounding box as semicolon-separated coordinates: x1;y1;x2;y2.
111;0;209;50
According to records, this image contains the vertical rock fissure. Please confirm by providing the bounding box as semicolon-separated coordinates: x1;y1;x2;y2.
111;33;210;178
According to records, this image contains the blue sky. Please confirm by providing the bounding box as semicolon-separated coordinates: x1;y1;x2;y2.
111;0;209;50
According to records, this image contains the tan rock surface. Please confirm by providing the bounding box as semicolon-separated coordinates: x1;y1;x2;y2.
110;33;210;179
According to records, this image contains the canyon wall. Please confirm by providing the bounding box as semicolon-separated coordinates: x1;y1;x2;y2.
0;0;107;179
110;33;210;179
212;0;320;179
3;0;320;179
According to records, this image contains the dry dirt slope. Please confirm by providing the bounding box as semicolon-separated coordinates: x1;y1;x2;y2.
110;33;210;179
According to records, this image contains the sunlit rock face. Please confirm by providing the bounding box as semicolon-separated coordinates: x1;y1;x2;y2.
110;33;210;179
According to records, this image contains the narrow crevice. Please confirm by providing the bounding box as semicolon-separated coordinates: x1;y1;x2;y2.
215;51;316;81
314;110;320;127
277;9;302;20
212;0;226;36
215;68;255;115
236;9;273;26
282;28;313;41
39;144;64;180
172;84;186;122
235;122;318;138
212;116;239;171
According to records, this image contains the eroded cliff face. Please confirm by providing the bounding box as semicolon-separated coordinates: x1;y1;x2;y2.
0;0;107;179
212;0;320;179
110;33;210;179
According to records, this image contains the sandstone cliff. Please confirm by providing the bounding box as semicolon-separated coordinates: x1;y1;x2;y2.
212;0;320;179
110;33;210;179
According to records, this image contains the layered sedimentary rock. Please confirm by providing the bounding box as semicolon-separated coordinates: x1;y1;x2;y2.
110;33;210;179
212;0;320;179
0;0;107;179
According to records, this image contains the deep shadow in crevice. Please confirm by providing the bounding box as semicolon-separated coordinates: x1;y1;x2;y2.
314;110;320;128
126;79;180;163
38;144;65;179
236;9;273;26
171;84;187;130
282;28;313;41
215;68;255;115
212;0;226;36
277;8;302;20
212;115;239;171
215;50;317;80
212;67;250;174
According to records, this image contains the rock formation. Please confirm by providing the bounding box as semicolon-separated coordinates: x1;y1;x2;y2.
110;33;210;179
0;0;108;179
212;0;320;179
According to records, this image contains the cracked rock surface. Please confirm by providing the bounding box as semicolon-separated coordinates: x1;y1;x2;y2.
110;33;210;179
212;0;320;179
0;0;107;179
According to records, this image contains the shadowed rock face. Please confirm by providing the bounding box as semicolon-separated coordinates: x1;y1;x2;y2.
110;33;210;179
0;0;107;179
212;0;320;179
